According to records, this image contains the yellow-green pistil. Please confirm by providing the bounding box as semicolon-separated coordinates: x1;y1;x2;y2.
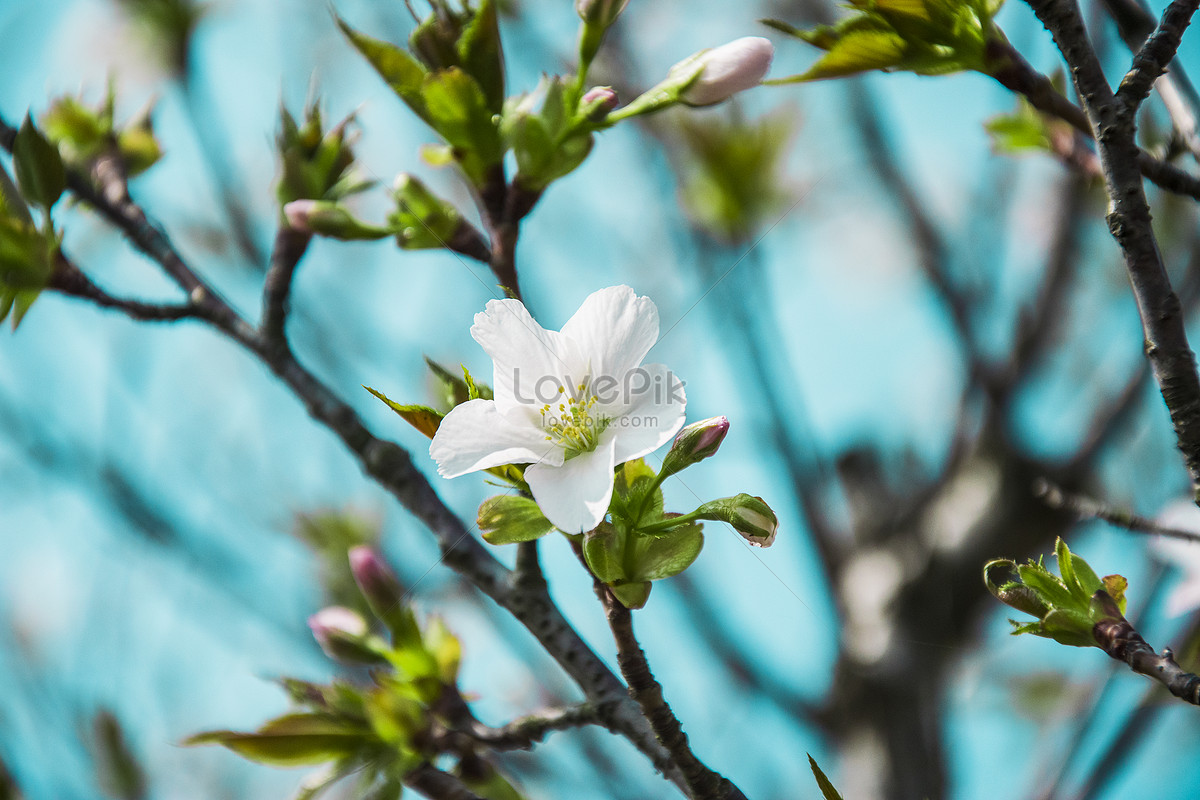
541;383;610;458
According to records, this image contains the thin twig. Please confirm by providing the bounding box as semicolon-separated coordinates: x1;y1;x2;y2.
1117;0;1200;110
49;258;199;322
467;703;603;750
403;763;485;800
1033;478;1200;541
601;585;746;800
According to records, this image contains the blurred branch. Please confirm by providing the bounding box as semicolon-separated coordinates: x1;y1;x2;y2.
260;226;312;347
988;39;1200;200
49;257;200;321
467;704;603;750
1034;478;1200;541
404;764;484;800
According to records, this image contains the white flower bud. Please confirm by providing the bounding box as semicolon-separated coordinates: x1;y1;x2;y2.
678;37;774;107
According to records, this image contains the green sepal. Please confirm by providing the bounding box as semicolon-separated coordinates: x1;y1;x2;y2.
336;15;430;123
628;521;703;581
477;495;556;544
582;522;624;583
13;115;65;210
610;581;652;609
183;714;369;767
364;385;444;439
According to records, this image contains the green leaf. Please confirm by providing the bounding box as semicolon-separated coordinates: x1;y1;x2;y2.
456;0;506;114
336;16;429;122
583;522;626;583
478;495;556;544
808;754;845;800
1015;563;1075;611
794;29;908;80
421;67;504;185
629;522;703;581
364;386;443;439
13;115;65;209
0;162;32;225
184;714;368;767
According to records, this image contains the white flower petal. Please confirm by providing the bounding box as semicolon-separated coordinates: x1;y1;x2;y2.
471;298;583;416
430;399;562;477
607;362;687;464
560;286;660;384
525;437;617;533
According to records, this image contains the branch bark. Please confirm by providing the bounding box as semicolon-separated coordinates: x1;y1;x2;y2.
1024;0;1200;500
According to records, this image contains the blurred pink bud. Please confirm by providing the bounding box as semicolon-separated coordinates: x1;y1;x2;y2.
283;199;319;233
307;606;381;664
680;37;774;107
580;86;619;120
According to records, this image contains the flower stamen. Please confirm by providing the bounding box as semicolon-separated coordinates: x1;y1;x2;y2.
540;392;608;456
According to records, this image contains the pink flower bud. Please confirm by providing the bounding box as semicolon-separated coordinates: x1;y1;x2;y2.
580;86;619;120
679;37;774;107
307;606;382;664
349;546;422;647
283;199;319;233
659;416;729;477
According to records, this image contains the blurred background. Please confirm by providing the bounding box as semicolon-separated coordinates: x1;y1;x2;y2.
3;0;1200;798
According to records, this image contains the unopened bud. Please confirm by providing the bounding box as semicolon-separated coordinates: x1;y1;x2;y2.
307;606;385;664
696;493;778;547
580;86;619;121
678;37;774;107
659;416;729;478
575;0;630;28
349;546;422;648
283;199;389;240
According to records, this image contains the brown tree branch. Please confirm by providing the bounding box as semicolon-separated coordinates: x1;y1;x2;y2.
601;585;746;800
1117;0;1200;110
404;763;485;800
1093;593;1200;704
1024;0;1200;500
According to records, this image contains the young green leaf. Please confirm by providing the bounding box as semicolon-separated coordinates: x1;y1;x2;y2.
13;115;65;209
184;714;368;767
336;16;429;122
364;386;444;439
808;754;845;800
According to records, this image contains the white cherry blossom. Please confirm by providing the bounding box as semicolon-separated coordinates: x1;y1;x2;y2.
430;286;686;533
